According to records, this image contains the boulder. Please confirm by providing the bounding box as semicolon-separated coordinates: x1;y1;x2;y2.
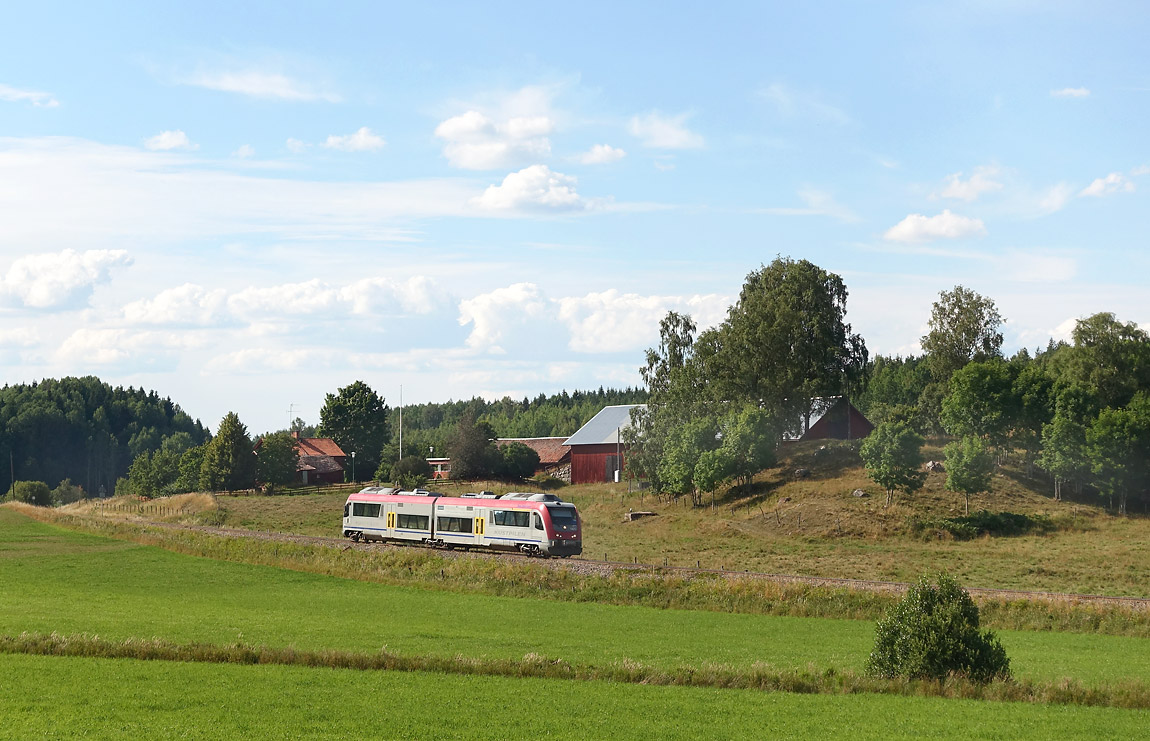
793;468;810;480
852;488;868;498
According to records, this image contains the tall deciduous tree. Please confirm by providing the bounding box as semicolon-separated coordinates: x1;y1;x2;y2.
940;360;1015;450
944;435;995;515
705;257;868;423
255;432;299;492
318;381;389;482
200;412;256;492
860;421;926;506
920;285;1004;383
446;415;499;480
1086;394;1150;516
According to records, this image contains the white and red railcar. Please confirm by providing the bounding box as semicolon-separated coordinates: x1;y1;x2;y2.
342;489;582;558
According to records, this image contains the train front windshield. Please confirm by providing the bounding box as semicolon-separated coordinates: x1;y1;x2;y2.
547;506;578;531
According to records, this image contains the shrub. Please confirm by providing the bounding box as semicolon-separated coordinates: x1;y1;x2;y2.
392;455;431;490
866;572;1010;683
909;511;1053;540
9;480;52;507
51;478;85;505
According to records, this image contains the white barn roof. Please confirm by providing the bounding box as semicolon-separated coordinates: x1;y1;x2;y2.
563;404;645;446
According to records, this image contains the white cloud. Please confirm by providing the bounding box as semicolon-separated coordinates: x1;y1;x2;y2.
883;210;987;243
458;283;547;352
1132;165;1150;177
474;165;586;211
145;130;197;151
628;111;704;149
758;83;849;124
55;328;203;369
1051;87;1090;98
123;284;229;326
233;144;255;158
285;138;308;153
229;276;443;319
938;166;1004;201
0;249;132;309
557;290;729;353
322;127;386;152
1079;172;1134;197
435;110;553;170
762;188;858;222
182;70;340;102
0;328;40;348
0;83;59;108
1036;183;1075;215
579;144;626;165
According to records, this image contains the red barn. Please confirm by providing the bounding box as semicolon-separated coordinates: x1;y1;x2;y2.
291;431;348;484
782;397;873;442
563;405;643;484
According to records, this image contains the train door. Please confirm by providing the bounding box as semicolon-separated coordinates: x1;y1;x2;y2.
474;511;486;547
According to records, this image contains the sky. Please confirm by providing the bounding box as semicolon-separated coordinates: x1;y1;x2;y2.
1;1;1148;435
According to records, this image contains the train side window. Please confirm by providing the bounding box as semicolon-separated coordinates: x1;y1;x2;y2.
343;504;349;518
396;514;429;530
533;512;543;530
437;516;473;533
353;502;381;518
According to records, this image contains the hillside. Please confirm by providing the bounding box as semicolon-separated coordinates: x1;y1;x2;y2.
172;439;1150;598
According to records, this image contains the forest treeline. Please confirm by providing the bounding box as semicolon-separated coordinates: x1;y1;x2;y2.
0;377;209;497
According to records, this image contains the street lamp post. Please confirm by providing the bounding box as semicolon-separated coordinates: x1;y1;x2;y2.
351;450;356;481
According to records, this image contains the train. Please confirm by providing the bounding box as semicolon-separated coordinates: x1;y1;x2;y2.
342;487;582;558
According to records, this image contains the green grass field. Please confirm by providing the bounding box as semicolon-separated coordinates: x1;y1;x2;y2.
2;508;1149;687
4;653;1148;740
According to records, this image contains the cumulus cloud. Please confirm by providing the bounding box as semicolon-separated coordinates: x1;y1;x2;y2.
1051;87;1090;98
122;284;229;326
938;166;1004;201
0;83;59;107
1079;172;1134;197
434;110;553;169
579;144;626;165
0;328;40;348
181;70;340;102
883;210;987;243
474;165;586;211
458;283;548;352
557;290;729;353
628;111;704;149
285;138;308;153
233;144;255;158
322;127;386;152
145;130;197;151
0;249;132;310
762;188;858;222
1035;183;1075;215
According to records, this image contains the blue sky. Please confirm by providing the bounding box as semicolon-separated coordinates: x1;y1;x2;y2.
1;1;1147;435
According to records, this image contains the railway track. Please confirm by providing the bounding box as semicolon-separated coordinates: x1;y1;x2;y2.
131;517;1150;611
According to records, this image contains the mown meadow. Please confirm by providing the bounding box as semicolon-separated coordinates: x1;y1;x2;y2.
3;504;1150;738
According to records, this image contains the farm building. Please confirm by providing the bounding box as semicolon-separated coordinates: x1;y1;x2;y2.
496;437;572;481
782;396;873;442
291;431;348;484
563;404;644;484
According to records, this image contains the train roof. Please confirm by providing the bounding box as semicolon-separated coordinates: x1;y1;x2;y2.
344;491;575;509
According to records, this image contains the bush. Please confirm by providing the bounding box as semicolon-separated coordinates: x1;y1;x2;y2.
909;511;1053;540
866;572;1010;683
392;455;431;490
9;480;52;507
51;478;85;505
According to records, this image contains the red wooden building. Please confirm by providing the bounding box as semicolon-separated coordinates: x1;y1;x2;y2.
563;405;643;484
782;397;874;442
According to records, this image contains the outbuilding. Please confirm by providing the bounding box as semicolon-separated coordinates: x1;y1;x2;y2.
563;404;644;484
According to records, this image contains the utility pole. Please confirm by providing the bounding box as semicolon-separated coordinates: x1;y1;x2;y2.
398;385;403;460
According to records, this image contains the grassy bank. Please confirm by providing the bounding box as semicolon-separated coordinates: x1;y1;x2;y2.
3;652;1148;739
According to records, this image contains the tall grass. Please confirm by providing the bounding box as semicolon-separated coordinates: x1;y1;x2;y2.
12;503;1150;639
4;631;1149;709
